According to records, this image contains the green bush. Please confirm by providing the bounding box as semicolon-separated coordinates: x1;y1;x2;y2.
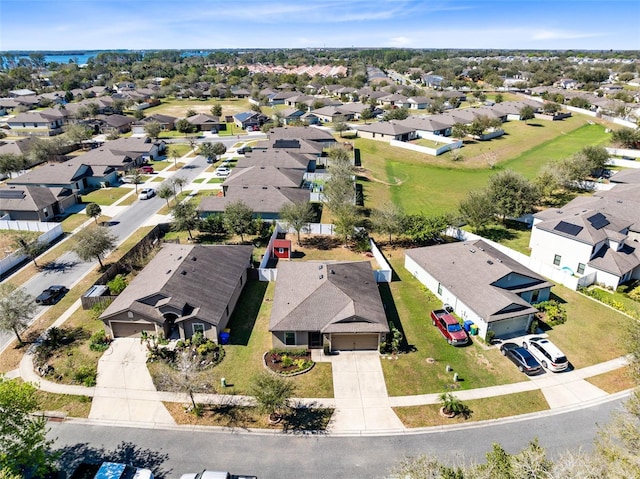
107;274;128;295
89;329;111;352
628;286;640;302
73;366;97;387
281;355;294;368
536;300;567;326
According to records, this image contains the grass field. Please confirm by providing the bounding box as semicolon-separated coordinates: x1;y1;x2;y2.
357;118;610;215
143;98;251;119
81;187;130;206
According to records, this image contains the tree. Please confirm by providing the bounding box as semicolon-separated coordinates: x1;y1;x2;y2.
63;123;92;145
0;377;57;478
451;122;467;139
129;168;143;193
519;105;536;123
611;127;640;149
382;107;409;121
333;118;349;138
171;175;188;193
185;108;196;117
212;142;227;160
210;104;222;117
0;153;27;178
143;120;163;139
199;213;226;236
198;142;215;161
486;170;539;221
72;225;117;268
170;200;199;240
402;213;450;245
0;283;37;346
279;201;315;244
494;93;504;103
133;109;145;120
458;189;496;231
360;107;375;124
168;147;180;168
15;237;47;268
85;202;102;224
249;371;295;422
176;118;195;134
371;203;405;243
580;145;609;176
156;182;174;207
224;200;254;242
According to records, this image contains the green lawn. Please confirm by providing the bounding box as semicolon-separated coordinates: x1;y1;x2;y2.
202;281;334;398
358;119;611;215
379;256;632;396
466;220;533;255
166;144;193;157
81;187;130;206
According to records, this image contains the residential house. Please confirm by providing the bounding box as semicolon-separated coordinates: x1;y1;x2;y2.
99;244;253;339
275;108;305;125
198;185;310;220
252;138;326;157
406;96;432;110
93;114;136;134
233;111;268;130
610;169;640;184
378;93;409;108
421;74;444;88
269;261;390;351
308;105;353;123
266;126;337;145
529;185;640;288
9;89;36;97
221;166;305;194
399;116;453;137
405;240;553;340
6;111;66;136
355;121;416;142
131;113;177;135
267;91;299;106
0;185;75;221
185;113;225;132
102;135;165;161
238;149;316;171
0;137;39;157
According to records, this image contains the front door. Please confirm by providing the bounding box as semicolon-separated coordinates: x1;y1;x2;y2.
308;331;322;349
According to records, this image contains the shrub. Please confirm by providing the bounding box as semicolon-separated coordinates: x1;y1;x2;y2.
191;331;206;347
628;286;640;302
89;329;111;352
281;355;293;368
196;341;218;356
107;274;128;295
536;300;567;326
73;365;97;387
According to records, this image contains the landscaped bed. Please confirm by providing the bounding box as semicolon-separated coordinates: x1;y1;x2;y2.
264;349;314;376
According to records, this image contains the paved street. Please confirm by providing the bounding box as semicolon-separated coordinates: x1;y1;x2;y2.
0;153;209;353
48;393;627;479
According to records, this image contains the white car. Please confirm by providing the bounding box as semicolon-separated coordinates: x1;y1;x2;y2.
138;187;155;200
521;336;569;372
215;167;231;177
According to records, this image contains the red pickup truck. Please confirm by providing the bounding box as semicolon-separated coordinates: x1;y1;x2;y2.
430;309;469;346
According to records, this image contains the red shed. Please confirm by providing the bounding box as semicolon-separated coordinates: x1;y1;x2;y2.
272;239;292;260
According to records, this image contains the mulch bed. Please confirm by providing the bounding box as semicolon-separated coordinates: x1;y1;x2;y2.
265;351;312;375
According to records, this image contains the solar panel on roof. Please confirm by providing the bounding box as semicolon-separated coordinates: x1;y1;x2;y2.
586;212;610;230
554;221;583;236
0;190;26;199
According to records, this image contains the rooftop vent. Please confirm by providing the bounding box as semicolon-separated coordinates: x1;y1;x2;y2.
181;271;187;275
487;260;493;265
166;270;172;274
319;274;323;279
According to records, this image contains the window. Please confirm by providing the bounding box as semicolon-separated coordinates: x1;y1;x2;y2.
553;254;561;266
192;323;205;335
577;263;586;274
284;332;296;346
437;283;442;295
531;290;540;303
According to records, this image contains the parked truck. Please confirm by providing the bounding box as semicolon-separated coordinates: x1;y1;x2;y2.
430;309;469;346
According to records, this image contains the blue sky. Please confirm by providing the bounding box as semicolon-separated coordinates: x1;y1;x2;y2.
1;0;638;51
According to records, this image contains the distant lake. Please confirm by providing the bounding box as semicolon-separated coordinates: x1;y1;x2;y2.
10;50;211;66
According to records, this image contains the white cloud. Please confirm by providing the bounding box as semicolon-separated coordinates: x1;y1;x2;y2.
532;29;605;41
388;36;413;47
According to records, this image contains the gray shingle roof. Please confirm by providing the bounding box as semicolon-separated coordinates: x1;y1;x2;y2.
223;166;305;188
100;244;253;327
270;261;389;334
198;186;310;215
406;240;551;322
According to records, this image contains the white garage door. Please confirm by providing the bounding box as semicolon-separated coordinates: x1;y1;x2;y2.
489;317;527;338
331;334;379;351
111;322;156;338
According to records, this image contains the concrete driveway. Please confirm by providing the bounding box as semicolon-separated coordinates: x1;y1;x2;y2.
327;351;404;433
89;338;175;424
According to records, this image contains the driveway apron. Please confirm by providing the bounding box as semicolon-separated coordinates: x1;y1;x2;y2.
89;338;175;424
328;351;404;433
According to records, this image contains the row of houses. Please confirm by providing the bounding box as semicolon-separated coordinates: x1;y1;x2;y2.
0;136;163;221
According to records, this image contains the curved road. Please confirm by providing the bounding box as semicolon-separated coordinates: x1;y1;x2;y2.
48;393;628;479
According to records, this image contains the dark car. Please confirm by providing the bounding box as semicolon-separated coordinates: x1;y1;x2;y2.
500;342;542;375
35;285;68;305
237;146;252;155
